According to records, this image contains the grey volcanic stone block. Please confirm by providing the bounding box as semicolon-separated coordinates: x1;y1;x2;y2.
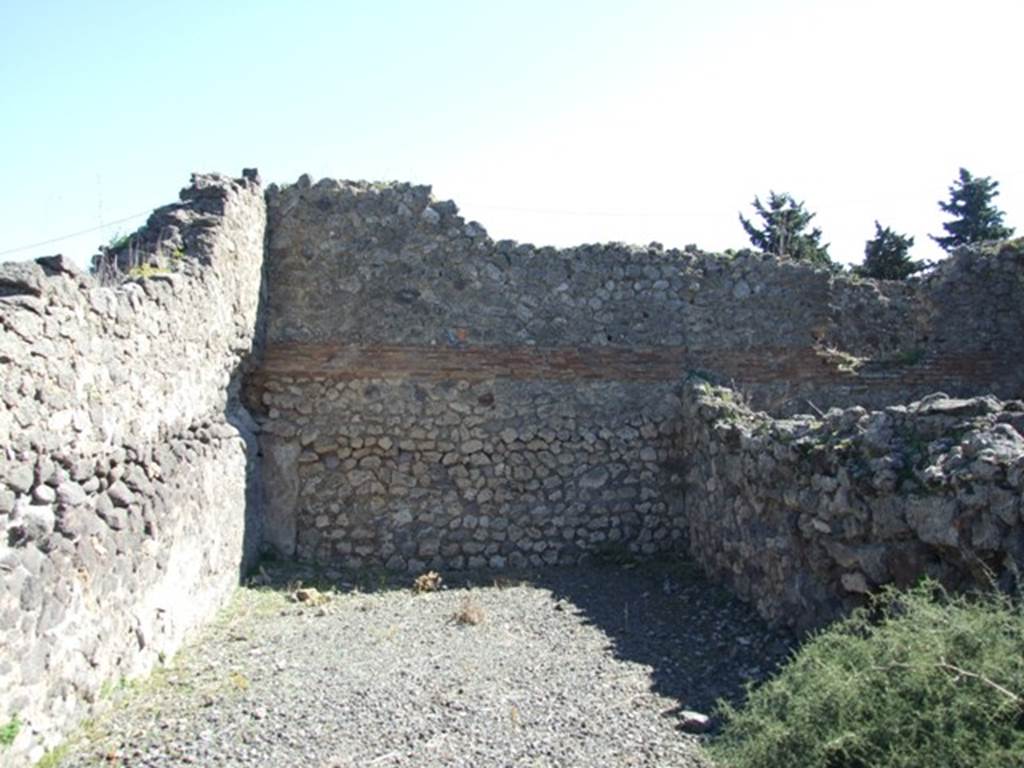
56;481;87;507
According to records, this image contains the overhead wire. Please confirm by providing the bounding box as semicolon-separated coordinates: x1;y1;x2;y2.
0;202;720;258
0;207;159;258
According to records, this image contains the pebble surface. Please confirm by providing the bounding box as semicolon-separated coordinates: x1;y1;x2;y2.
54;562;791;768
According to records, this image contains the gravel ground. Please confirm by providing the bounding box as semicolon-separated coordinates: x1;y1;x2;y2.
54;560;792;768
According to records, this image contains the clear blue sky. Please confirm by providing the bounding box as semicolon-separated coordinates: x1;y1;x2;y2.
2;0;1022;267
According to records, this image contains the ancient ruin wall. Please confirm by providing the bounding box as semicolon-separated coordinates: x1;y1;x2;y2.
260;376;687;570
259;180;1024;412
256;177;704;567
815;245;1024;414
0;172;265;764
3;168;1023;762
253;176;1023;572
681;382;1024;630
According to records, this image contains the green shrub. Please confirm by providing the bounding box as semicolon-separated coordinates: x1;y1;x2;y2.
711;582;1024;768
0;715;20;748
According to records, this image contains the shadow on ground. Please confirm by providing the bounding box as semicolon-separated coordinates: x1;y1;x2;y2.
533;558;795;718
253;554;795;721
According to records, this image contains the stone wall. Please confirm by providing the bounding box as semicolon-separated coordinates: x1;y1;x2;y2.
0;172;265;765
3;168;1024;762
253;175;1023;571
258;176;740;564
680;381;1024;630
260;376;686;571
262;177;1024;414
264;177;835;351
805;241;1024;415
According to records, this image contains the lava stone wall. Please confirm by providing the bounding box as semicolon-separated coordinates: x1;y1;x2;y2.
0;172;265;765
255;176;1023;568
260;376;686;571
3;169;1022;764
261;179;1023;415
681;381;1024;631
262;178;835;352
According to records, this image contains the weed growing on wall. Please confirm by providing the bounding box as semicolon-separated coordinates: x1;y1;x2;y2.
711;581;1024;768
106;231;133;251
127;263;171;279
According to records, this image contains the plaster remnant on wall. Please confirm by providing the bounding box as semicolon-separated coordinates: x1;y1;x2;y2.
262;437;301;558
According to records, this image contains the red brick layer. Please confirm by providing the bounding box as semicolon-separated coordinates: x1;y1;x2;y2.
252;343;1010;388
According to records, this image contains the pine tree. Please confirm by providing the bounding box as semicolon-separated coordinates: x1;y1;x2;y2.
931;168;1014;252
739;191;831;265
858;222;920;280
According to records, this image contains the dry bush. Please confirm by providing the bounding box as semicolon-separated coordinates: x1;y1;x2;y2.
453;596;485;626
290;587;330;606
413;571;443;593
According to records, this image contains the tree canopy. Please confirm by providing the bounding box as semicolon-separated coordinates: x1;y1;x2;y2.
739;192;831;265
931;168;1014;252
858;222;921;280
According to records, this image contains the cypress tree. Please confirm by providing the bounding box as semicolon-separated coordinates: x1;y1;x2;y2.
931;168;1014;252
858;222;920;280
739;192;831;265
